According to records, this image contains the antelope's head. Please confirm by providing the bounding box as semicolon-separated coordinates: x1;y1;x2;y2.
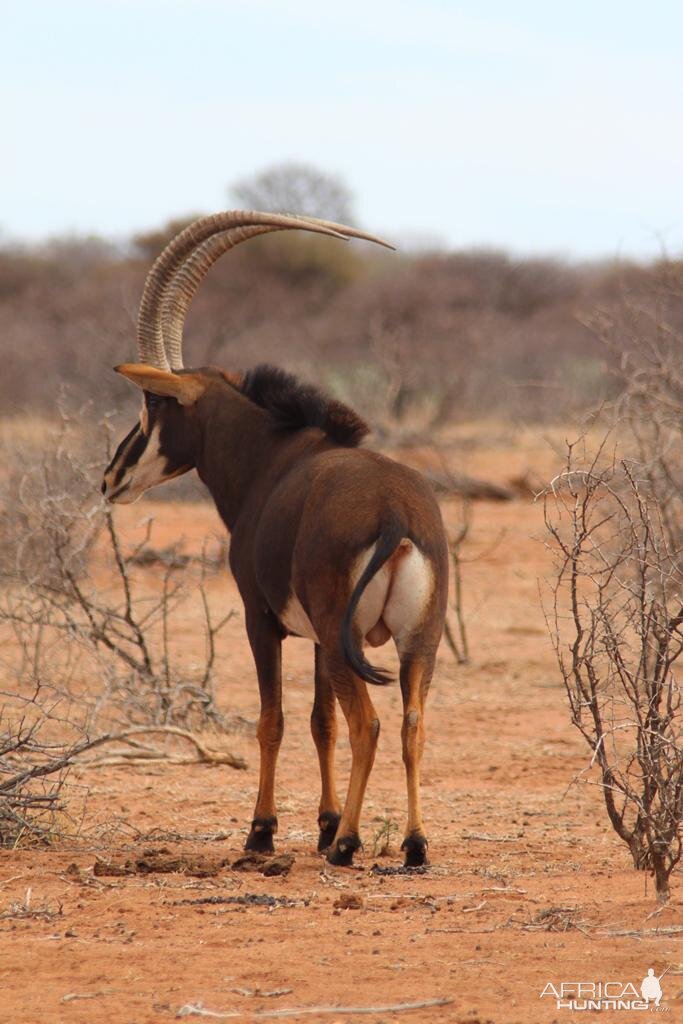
103;211;394;504
102;366;207;504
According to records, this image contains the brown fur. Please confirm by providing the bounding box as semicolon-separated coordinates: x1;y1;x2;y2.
104;365;449;866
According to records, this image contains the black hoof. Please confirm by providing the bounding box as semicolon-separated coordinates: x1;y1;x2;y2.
401;834;429;868
245;816;277;854
317;812;341;852
326;833;361;867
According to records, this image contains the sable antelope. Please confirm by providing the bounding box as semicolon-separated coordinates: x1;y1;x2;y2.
102;211;448;866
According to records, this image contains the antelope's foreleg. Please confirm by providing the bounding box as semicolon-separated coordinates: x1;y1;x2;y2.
399;652;434;867
245;613;283;854
320;648;379;867
311;645;342;851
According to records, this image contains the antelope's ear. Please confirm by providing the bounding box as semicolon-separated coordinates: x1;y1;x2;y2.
114;364;207;406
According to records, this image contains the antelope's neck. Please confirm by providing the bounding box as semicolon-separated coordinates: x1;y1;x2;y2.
195;395;274;531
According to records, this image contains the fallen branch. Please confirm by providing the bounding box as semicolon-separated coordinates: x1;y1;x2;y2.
599;926;683;938
424;468;513;501
0;723;245;846
176;997;453;1019
74;726;246;770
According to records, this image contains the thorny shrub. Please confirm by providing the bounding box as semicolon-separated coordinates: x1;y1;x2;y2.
543;439;682;901
0;413;242;845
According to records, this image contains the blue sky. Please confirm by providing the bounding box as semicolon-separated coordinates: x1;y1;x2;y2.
5;1;683;257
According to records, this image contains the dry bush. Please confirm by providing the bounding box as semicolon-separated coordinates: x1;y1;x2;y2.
585;263;683;559
303;250;629;431
543;439;682;900
0;252;140;414
0;419;235;730
0;404;102;588
0;684;91;847
0;417;245;843
539;258;683;901
2;213;668;426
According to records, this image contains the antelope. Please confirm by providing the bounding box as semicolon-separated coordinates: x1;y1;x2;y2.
102;211;448;867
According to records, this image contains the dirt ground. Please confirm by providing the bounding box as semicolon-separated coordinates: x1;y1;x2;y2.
1;428;681;1023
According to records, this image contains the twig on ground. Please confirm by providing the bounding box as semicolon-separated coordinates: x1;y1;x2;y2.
481;886;527;895
462;900;487;913
176;997;454;1019
426;926;498;934
61;992;108;1003
600;926;683;938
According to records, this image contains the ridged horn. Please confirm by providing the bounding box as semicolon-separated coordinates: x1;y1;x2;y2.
160;221;338;370
136;211;355;369
157;212;395;369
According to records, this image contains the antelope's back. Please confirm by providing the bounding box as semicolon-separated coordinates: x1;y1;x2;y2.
254;445;448;623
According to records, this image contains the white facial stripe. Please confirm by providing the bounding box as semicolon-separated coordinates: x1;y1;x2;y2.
110;423;171;503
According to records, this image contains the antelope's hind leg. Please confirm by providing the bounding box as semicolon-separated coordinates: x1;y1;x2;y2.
399;651;435;867
318;646;380;867
244;613;284;854
311;646;342;851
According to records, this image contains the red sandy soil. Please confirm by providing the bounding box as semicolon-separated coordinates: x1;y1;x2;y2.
1;431;681;1023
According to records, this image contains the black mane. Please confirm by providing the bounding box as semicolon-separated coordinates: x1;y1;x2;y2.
238;364;369;447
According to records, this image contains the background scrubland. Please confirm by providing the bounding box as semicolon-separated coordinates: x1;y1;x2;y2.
1;185;682;1020
3;214;681;429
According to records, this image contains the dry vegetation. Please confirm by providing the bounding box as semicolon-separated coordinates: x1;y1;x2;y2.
540;280;683;902
544;446;682;901
1;200;682;1019
4;217;682;429
0;413;246;847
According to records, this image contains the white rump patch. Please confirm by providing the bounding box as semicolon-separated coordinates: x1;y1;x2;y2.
280;541;434;650
353;539;434;650
382;542;434;645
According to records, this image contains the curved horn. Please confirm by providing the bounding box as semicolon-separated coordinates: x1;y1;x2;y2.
285;216;396;252
161;226;283;369
137;211;353;369
158;212;395;370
